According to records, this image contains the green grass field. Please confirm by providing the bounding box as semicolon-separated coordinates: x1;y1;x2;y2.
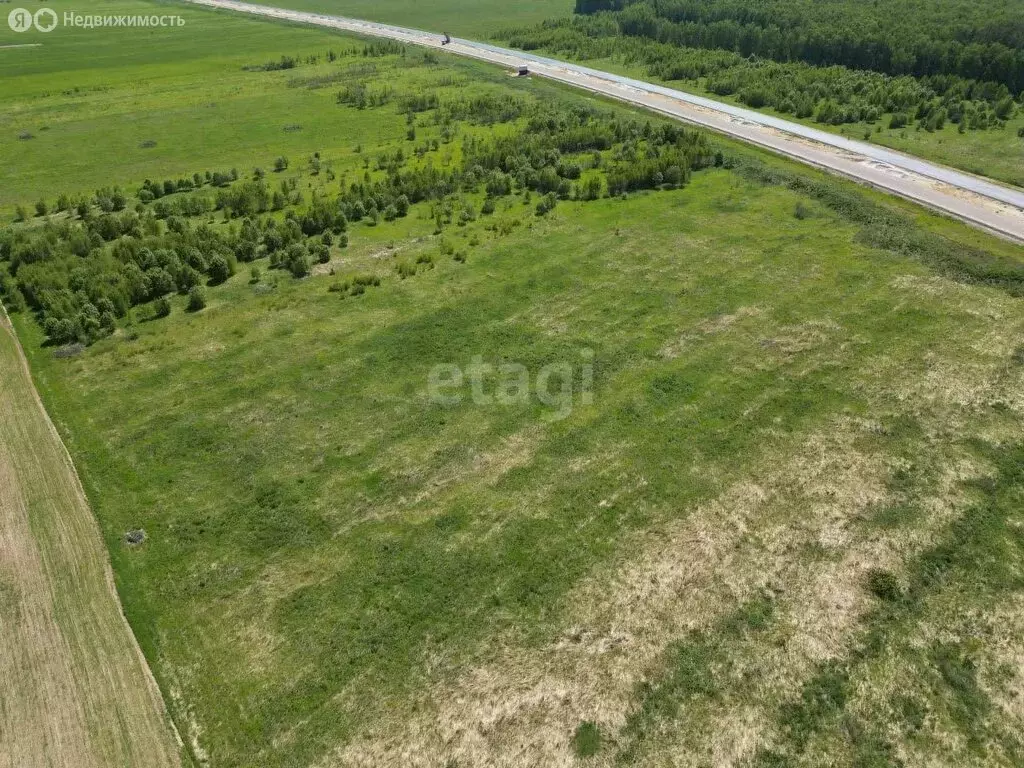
213;0;573;36
0;0;416;211
4;2;1024;767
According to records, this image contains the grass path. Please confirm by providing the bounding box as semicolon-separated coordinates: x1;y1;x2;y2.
0;307;182;768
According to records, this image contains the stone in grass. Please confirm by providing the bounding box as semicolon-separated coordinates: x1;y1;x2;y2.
125;529;146;546
52;343;85;359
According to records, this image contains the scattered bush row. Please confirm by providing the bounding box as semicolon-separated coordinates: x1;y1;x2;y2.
138;169;240;202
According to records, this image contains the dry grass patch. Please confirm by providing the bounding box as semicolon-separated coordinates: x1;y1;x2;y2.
885;274;1024;412
322;415;987;767
659;306;764;359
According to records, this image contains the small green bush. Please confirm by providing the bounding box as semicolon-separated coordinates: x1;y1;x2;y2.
187;287;207;312
866;568;903;602
208;254;232;284
536;192;557;216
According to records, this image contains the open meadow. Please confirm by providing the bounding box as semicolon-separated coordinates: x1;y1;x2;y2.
3;1;1024;767
1;0;425;212
204;0;574;36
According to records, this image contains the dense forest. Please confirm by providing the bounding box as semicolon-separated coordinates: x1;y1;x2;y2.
0;97;715;347
570;0;1024;93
